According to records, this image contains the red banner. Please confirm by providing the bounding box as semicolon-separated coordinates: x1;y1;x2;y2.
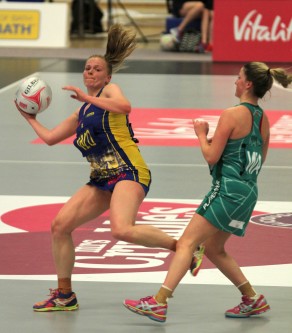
32;108;292;148
213;0;292;62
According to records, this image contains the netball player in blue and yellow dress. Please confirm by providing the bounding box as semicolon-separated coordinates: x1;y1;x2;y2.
124;62;292;322
16;24;177;312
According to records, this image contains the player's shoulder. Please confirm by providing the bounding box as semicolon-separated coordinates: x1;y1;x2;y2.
225;105;244;112
102;82;122;95
223;104;251;117
104;82;120;90
220;106;239;118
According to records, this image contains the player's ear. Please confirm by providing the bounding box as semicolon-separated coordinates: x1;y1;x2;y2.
105;75;112;85
246;80;253;89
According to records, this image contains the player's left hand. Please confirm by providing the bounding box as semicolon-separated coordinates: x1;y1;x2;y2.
63;86;87;102
193;118;209;137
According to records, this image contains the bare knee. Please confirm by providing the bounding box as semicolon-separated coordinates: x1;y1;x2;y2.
204;242;227;262
176;237;195;254
51;215;74;239
111;225;133;243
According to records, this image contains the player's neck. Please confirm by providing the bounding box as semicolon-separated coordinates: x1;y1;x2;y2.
240;97;258;105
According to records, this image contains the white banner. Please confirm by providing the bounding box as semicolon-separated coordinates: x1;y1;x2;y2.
0;2;70;47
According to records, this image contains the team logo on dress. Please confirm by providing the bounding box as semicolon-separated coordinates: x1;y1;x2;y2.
246;151;262;174
250;212;292;228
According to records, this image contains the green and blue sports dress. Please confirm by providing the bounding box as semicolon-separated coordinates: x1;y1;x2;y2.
73;92;151;194
196;102;264;236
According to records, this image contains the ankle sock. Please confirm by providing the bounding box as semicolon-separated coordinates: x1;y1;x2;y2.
237;281;256;298
155;285;173;304
58;277;72;294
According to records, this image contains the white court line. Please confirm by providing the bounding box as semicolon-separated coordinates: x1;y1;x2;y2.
0;196;291;286
0;159;292;170
0;265;292;287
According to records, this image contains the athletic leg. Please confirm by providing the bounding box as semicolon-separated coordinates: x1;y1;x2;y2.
33;184;112;311
203;232;270;317
123;213;218;322
109;180;176;251
51;184;111;279
161;213;217;292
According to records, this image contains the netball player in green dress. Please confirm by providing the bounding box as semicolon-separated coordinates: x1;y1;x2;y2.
124;62;292;322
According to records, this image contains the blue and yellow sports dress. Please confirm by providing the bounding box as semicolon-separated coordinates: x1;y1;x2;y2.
73;95;151;195
196;102;264;236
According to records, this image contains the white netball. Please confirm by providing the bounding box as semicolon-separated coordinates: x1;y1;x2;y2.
160;33;177;51
15;77;52;114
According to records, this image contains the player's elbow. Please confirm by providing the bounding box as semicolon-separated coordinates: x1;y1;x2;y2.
45;140;56;146
122;102;131;115
204;154;219;165
202;147;222;165
44;136;59;146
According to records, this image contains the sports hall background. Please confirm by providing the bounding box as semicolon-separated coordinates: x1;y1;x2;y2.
0;1;291;332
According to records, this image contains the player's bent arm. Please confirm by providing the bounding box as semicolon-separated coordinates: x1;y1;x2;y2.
198;110;234;165
25;110;79;146
63;83;131;114
89;83;131;114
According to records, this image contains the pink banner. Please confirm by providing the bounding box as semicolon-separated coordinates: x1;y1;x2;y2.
213;0;292;62
32;108;292;148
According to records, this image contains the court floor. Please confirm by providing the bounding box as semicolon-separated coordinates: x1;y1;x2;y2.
0;46;291;332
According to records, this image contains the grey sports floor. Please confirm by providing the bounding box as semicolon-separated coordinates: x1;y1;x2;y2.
0;46;291;333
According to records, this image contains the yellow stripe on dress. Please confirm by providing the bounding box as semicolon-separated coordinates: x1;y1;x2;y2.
106;112;151;187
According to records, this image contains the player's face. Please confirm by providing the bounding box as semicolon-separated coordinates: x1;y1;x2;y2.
83;57;111;89
235;67;248;98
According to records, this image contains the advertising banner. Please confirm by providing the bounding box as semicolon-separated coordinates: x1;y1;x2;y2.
0;2;69;47
213;0;292;62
